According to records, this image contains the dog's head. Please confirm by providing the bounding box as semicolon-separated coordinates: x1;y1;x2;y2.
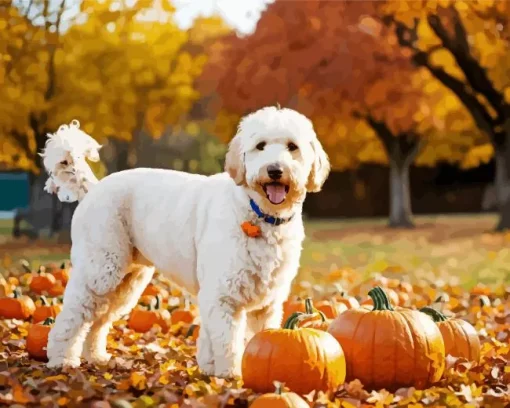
225;106;330;212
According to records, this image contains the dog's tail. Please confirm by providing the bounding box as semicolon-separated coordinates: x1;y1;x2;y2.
40;120;102;203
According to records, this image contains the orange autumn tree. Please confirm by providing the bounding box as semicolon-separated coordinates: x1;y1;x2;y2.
379;1;510;230
201;0;479;227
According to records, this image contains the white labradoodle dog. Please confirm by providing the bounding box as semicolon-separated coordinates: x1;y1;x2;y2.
41;106;330;377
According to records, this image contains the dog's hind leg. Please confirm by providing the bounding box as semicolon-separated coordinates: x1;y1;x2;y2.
82;264;154;365
47;243;132;369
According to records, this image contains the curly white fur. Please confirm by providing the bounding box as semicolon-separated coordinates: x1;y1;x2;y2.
41;120;102;203
40;106;330;377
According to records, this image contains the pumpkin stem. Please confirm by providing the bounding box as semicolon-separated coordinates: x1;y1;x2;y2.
37;266;45;275
304;298;314;314
13;289;20;299
185;324;198;338
478;295;491;307
40;296;48;306
420;306;448;322
20;259;31;273
273;381;283;395
42;317;55;325
368;286;394;311
154;295;161;310
303;298;326;322
283;313;302;329
60;262;66;270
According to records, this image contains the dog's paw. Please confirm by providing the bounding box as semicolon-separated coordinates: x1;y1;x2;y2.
198;362;215;376
211;364;241;379
83;351;112;366
47;356;81;369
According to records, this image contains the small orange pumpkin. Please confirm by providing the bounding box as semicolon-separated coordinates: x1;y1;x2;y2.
26;317;54;361
315;299;348;319
286;298;331;330
171;298;196;324
335;291;360;309
29;267;57;294
47;280;65;297
250;382;309;408
128;296;170;333
0;290;36;320
242;309;346;394
50;262;70;285
420;307;481;363
33;296;62;323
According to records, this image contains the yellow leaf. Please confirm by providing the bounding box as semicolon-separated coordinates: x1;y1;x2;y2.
130;372;147;390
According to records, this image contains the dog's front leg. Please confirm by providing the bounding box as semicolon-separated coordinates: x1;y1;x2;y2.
246;301;284;343
199;294;246;378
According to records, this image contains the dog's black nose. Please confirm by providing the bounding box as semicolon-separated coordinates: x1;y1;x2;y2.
267;164;283;180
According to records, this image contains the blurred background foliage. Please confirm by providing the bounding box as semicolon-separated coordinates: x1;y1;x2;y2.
2;0;510;237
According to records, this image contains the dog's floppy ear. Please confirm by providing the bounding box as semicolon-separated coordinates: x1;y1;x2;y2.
225;134;246;185
306;138;331;193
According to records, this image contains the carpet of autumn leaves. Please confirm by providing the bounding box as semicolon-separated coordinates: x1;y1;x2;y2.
0;230;509;407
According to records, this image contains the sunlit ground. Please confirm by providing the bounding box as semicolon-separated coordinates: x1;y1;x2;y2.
2;214;508;289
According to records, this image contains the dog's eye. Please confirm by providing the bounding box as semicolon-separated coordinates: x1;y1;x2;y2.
256;142;266;151
60;160;68;166
288;142;298;152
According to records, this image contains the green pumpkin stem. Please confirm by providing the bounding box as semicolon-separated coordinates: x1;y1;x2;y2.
283;312;302;329
154;295;161;310
60;262;66;270
42;317;55;325
13;289;20;299
420;306;448;322
368;286;394;311
303;298;326;322
40;296;48;306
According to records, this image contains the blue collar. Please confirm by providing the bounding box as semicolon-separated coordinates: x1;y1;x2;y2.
249;199;293;226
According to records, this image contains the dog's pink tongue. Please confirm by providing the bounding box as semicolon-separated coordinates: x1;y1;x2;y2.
266;184;286;204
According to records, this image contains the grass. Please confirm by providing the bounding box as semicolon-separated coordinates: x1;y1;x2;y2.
2;214;509;289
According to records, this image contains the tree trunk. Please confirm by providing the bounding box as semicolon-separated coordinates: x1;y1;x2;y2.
389;158;414;228
494;136;510;231
363;115;421;228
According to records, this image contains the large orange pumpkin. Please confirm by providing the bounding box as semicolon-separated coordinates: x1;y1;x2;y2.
26;317;54;361
334;291;360;310
0;290;36;320
328;286;445;391
250;382;309;408
242;310;346;395
420;307;481;363
33;296;62;323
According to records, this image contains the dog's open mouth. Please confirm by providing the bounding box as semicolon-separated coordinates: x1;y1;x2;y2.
263;182;289;205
